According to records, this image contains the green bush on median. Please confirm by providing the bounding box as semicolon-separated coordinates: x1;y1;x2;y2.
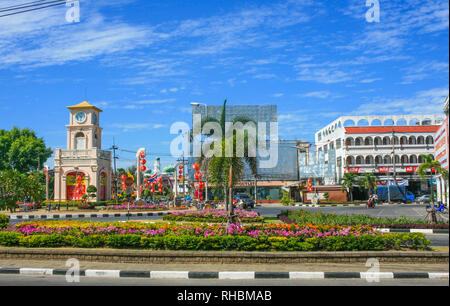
0;214;9;229
0;232;430;251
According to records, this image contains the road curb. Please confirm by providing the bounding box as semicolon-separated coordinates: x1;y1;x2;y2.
8;212;170;220
0;268;447;280
377;228;449;234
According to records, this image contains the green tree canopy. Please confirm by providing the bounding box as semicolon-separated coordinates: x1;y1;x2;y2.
0;127;53;173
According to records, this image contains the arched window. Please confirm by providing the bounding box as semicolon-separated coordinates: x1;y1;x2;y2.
374;137;382;146
426;136;434;145
365;156;374;165
346;137;354;146
355;137;363;146
371;119;382;126
343;120;355;127
401;155;408;164
397;119;407;126
364;137;373;145
408;136;417;144
392;136;399;145
384;155;391;164
400;136;408;145
382;136;390;145
417;136;425;144
356;156;364;165
394;155;400;164
346;156;355;165
375;155;383;165
75;132;86;150
357;119;370;126
384;119;394;126
410;155;418;164
418;155;425;163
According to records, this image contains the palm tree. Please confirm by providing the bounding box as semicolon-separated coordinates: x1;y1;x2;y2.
359;173;377;197
196;100;258;223
340;173;357;202
418;154;449;204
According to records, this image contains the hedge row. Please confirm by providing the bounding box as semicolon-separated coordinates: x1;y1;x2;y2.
0;214;9;229
0;232;429;251
278;213;449;229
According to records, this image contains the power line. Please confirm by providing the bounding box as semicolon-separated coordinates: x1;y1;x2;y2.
0;0;76;18
0;0;62;12
0;0;48;11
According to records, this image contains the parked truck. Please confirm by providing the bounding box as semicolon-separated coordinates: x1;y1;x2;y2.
376;185;415;203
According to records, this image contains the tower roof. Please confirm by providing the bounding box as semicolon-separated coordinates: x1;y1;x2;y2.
67;101;103;112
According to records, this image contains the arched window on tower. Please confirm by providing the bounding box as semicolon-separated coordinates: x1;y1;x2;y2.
75;132;86;150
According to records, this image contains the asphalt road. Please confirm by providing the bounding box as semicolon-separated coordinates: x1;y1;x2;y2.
0;275;447;286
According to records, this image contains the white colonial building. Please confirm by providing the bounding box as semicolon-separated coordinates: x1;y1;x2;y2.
435;96;449;204
54;101;113;202
315;114;446;193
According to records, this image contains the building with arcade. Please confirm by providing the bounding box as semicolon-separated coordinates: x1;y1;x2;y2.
53;101;113;202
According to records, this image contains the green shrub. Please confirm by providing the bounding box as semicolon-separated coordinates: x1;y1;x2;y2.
18;234;68;248
0;231;430;251
0;214;9;229
107;235;142;249
0;232;22;246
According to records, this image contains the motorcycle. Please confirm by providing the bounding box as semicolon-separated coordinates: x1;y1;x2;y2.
366;198;376;208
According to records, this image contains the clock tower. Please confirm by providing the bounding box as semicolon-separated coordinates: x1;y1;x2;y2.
54;101;112;202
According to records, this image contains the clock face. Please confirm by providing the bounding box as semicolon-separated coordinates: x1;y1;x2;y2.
92;113;98;125
75;111;87;124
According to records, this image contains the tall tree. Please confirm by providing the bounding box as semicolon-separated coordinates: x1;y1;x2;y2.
197;100;258;222
340;173;357;202
0;127;53;173
359;173;378;196
418;154;449;204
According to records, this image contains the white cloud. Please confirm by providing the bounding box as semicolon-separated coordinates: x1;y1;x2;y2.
354;87;449;115
299;91;332;99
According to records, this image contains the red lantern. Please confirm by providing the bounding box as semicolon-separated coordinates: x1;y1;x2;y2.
194;172;200;180
199;182;204;189
121;175;127;181
140;166;146;172
140;159;146;165
192;163;199;171
178;175;182;180
179;165;184;170
158;177;162;183
178;170;183;175
158;188;163;193
140;152;146;159
158;183;162;188
151;189;155;193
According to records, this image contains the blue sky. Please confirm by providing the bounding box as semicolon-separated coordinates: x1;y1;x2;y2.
0;0;448;169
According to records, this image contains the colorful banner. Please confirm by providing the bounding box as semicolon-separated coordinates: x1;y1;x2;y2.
66;172;86;201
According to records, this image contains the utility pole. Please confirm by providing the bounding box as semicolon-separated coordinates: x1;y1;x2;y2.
111;138;119;202
177;152;188;206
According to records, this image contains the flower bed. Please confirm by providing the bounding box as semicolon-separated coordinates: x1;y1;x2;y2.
105;204;168;211
0;221;430;251
281;210;449;229
163;209;264;223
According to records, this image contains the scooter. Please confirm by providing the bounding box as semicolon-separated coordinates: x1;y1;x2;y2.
366;198;376;208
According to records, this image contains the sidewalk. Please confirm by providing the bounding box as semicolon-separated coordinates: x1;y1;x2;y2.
1;259;448;273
